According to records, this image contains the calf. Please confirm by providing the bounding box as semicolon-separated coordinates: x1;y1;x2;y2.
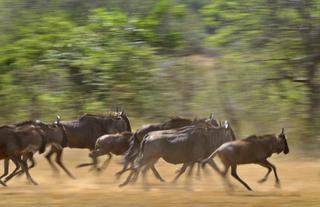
201;128;289;191
77;132;133;172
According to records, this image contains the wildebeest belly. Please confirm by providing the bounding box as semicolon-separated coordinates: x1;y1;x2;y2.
160;141;199;164
20;144;39;154
65;130;97;150
234;148;272;164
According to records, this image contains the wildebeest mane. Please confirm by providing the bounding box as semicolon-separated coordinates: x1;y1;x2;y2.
14;120;48;129
161;117;193;129
243;134;275;142
14;120;36;127
78;113;108;120
0;125;11;129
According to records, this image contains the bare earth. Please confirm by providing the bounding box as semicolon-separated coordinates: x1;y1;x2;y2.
0;149;319;207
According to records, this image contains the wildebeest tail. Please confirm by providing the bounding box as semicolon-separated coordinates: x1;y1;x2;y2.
201;148;219;168
35;128;47;154
133;139;146;169
121;132;139;164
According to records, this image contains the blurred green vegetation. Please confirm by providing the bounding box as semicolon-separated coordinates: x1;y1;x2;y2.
0;0;319;147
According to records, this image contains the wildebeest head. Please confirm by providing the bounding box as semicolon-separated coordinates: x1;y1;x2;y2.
36;118;68;148
109;107;132;132
224;120;236;141
277;128;289;154
205;113;219;127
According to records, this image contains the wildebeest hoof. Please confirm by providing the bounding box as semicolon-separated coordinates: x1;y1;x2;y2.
257;178;267;183
27;179;38;185
0;181;7;187
115;172;122;180
275;181;281;188
118;182;127;188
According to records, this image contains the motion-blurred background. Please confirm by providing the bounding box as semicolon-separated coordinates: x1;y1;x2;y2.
0;0;319;148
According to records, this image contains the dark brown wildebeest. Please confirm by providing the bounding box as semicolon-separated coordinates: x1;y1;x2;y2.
45;109;132;176
118;114;218;179
1;117;69;182
76;131;133;171
201;128;289;191
0;124;47;186
120;120;236;187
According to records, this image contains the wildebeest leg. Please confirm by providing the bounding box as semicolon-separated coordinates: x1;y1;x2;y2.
150;165;165;182
196;163;201;179
231;164;252;191
263;160;280;186
27;153;36;169
119;156;151;187
140;164;151;185
15;153;36;177
0;159;9;179
45;146;59;173
257;161;272;183
55;149;75;179
76;150;100;170
207;159;223;175
132;158;159;184
3;158;21;183
115;161;132;179
187;163;195;177
13;156;38;185
119;169;137;187
99;153;112;172
0;178;6;187
172;163;189;183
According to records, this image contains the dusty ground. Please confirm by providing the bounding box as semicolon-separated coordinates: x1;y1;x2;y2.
0;149;319;207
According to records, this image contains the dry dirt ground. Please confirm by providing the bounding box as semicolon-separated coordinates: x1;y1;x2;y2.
0;149;319;207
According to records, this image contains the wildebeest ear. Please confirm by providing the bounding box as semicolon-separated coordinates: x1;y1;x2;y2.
210;113;214;120
120;107;125;116
281;128;284;134
56;115;61;124
224;120;229;128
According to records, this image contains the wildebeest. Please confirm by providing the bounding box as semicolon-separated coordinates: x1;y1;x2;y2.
76;131;133;171
120;120;236;187
1;117;69;182
201;128;289;191
45;109;132;176
118;114;218;178
0;124;47;185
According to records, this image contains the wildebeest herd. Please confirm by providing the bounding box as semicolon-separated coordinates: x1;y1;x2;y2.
0;108;289;191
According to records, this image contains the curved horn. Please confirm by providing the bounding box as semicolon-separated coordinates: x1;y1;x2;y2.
120;107;125;115
56;115;61;124
210;113;214;120
224;120;229;129
281;128;284;134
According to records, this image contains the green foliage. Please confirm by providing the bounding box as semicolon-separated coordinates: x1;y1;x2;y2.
1;0;320;147
201;0;320;143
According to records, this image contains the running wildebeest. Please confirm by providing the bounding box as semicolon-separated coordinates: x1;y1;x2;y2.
120;120;236;187
1;117;69;182
76;131;133;171
201;128;289;191
118;114;218;179
0;124;47;185
45;109;132;177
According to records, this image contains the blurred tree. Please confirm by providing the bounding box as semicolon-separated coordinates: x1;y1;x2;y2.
202;0;320;140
